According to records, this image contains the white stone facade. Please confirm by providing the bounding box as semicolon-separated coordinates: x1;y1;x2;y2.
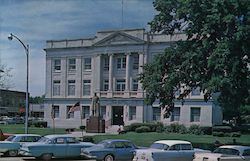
44;28;222;128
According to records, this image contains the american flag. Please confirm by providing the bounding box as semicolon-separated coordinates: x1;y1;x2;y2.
68;102;80;113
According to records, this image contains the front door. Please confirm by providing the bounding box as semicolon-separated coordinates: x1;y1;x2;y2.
112;106;124;125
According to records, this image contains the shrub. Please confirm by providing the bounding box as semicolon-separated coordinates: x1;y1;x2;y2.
212;126;232;133
81;136;94;143
34;121;47;128
79;126;86;130
231;132;241;137
212;132;225;137
135;126;150;133
200;127;212;135
189;125;203;135
125;122;164;132
164;124;187;134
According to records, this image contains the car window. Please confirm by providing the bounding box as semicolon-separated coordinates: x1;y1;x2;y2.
181;144;193;150
123;142;134;148
54;138;65;144
6;136;16;141
150;143;168;150
243;149;250;156
66;137;78;144
20;136;41;142
214;148;240;156
113;142;125;148
169;144;181;151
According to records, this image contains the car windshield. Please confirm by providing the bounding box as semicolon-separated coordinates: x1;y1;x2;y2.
5;135;15;141
97;141;110;148
150;143;169;150
213;148;240;156
37;137;49;143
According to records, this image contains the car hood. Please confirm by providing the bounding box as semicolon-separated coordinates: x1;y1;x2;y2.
83;144;106;152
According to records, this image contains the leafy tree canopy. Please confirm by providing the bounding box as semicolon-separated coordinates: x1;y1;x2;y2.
0;64;12;89
140;0;250;119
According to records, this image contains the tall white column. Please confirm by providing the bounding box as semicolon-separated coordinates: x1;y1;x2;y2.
138;52;144;91
125;53;131;95
108;54;113;96
94;54;101;94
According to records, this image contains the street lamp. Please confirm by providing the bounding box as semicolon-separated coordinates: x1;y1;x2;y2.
8;33;29;134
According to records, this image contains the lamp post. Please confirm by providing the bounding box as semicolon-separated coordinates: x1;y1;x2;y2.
8;33;29;134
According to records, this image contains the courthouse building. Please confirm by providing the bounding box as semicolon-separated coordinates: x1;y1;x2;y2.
44;28;222;128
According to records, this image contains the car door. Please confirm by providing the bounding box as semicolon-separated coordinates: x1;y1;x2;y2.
242;149;250;161
180;144;194;161
122;141;136;160
66;137;82;157
112;141;129;160
167;144;183;161
52;137;67;157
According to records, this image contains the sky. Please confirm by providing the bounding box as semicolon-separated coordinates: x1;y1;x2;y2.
0;0;155;96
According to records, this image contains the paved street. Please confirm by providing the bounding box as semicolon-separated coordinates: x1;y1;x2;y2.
0;157;95;161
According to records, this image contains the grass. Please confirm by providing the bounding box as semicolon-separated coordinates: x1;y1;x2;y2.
92;132;250;148
1;124;66;136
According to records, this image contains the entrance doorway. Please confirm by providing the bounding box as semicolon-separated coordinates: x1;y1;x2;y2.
112;106;124;125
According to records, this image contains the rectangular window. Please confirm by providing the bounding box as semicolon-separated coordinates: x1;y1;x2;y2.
68;58;76;71
68;80;75;96
54;59;61;72
66;106;74;119
191;87;201;96
117;56;126;69
82;106;90;119
103;80;109;91
84;58;91;70
53;80;60;96
190;107;201;122
103;56;109;71
116;79;125;91
171;107;180;121
132;54;139;69
153;107;161;121
83;80;91;96
132;79;138;91
52;106;59;118
100;106;106;119
129;106;136;120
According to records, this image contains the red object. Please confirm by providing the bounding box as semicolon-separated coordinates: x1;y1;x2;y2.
19;107;25;113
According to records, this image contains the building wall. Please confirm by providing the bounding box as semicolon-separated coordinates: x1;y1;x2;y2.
44;28;222;128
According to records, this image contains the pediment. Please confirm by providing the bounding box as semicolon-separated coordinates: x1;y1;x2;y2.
93;32;144;46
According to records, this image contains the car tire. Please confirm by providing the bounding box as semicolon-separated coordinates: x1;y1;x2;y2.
41;153;52;161
7;150;18;157
104;154;114;161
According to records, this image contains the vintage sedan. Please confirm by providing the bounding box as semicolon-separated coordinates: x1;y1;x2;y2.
0;134;41;156
81;139;137;161
194;145;250;161
133;140;194;161
19;134;95;160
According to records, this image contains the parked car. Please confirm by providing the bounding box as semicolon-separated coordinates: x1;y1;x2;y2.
193;145;250;161
0;134;41;156
133;140;194;161
81;139;138;161
19;134;95;160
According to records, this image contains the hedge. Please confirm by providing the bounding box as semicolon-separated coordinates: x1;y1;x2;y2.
135;126;151;133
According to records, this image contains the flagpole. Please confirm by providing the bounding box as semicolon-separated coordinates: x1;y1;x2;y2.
51;104;55;134
79;105;84;140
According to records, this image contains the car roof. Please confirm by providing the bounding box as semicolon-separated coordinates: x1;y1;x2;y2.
154;140;192;146
219;145;250;151
44;134;73;139
103;139;131;143
13;134;41;137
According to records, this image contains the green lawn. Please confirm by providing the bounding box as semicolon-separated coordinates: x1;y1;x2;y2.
1;124;66;135
92;132;250;150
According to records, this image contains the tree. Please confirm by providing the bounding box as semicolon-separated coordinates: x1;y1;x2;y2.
139;0;250;120
0;64;12;89
29;95;45;104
